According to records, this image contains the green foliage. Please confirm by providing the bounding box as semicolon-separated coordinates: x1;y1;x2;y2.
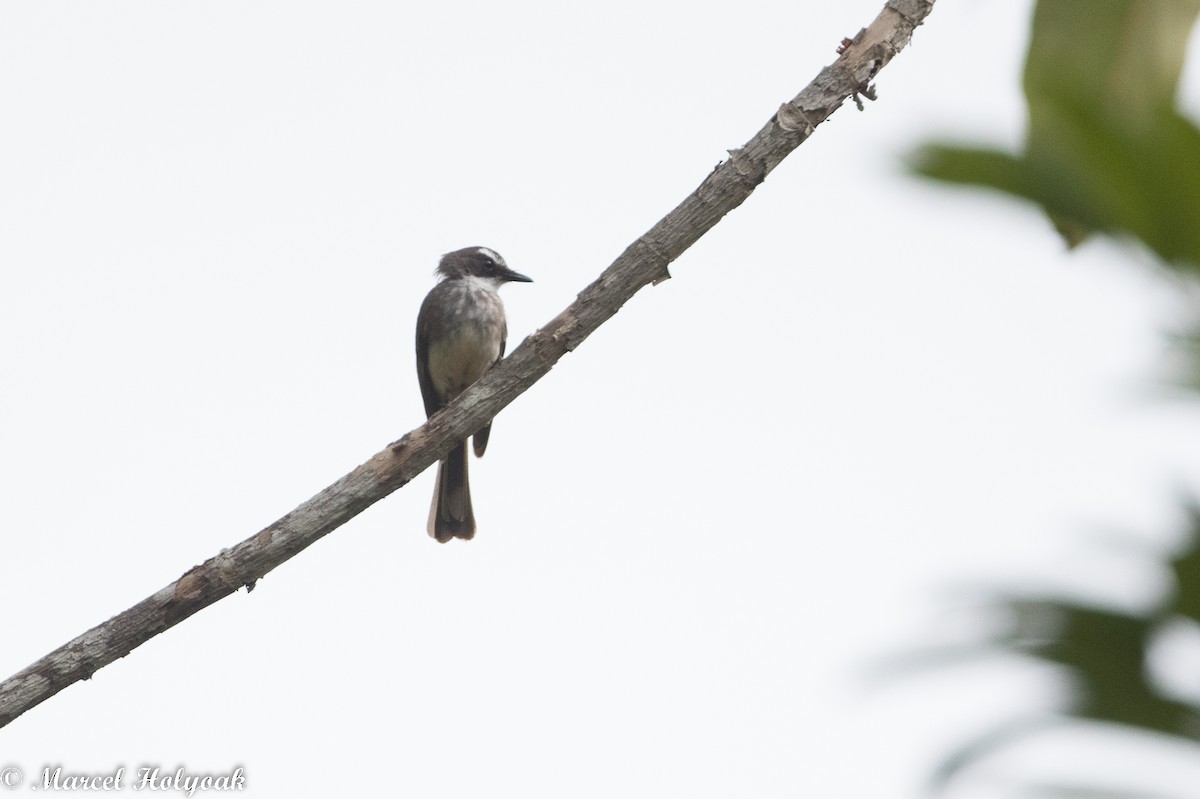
913;518;1200;796
911;0;1200;269
906;2;1200;795
1169;507;1200;624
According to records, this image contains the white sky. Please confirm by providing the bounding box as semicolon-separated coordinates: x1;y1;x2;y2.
4;1;1200;797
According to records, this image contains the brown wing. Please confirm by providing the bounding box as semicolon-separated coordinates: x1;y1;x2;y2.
415;289;444;419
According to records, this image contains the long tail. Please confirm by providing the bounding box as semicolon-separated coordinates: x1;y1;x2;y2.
428;441;475;542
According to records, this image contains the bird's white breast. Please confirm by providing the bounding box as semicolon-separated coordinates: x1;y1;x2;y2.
425;277;506;399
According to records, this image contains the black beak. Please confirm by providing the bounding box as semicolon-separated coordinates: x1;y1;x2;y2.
502;268;533;284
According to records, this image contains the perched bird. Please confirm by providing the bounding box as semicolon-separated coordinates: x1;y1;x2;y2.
415;246;532;542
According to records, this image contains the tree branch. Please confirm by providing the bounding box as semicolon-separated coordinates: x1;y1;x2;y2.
0;0;935;728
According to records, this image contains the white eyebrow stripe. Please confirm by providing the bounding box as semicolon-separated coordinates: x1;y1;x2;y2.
476;247;505;266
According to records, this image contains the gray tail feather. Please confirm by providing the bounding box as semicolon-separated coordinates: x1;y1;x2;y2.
428;441;475;542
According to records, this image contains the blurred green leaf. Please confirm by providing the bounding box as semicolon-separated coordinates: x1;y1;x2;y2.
1024;0;1200;126
910;527;1200;794
909;146;1029;195
1168;505;1200;624
909;0;1200;268
965;596;1198;735
928;716;1064;793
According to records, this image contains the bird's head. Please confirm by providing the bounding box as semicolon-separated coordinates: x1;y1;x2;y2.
437;247;532;285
